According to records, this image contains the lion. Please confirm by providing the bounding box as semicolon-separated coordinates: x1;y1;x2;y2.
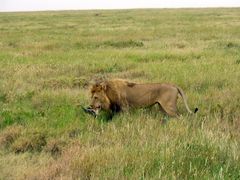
88;79;198;118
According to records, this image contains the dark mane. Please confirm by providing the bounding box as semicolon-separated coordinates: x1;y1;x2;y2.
127;82;136;87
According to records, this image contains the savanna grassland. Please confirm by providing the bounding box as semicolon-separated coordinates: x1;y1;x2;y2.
0;8;240;179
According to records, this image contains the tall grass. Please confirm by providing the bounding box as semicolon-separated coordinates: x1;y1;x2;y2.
0;8;240;179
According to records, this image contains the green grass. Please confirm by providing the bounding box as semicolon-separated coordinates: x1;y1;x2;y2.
0;8;240;179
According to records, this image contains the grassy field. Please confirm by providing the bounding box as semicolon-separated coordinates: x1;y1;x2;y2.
0;8;240;179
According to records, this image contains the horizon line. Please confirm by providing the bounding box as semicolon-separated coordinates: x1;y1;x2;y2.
1;6;240;13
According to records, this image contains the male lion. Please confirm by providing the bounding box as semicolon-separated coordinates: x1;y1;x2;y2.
88;79;198;118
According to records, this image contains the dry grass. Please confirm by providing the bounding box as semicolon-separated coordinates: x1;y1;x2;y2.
0;125;22;148
12;132;47;153
0;8;240;179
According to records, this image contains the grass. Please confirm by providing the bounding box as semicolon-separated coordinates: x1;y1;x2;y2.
0;8;240;179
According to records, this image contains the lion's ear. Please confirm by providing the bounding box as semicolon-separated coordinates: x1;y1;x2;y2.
100;82;107;91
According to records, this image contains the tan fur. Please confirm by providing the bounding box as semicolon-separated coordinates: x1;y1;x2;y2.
90;79;195;117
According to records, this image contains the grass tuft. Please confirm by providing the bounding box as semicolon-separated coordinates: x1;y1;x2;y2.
12;132;47;153
45;139;66;157
236;59;240;64
0;125;23;148
74;40;144;49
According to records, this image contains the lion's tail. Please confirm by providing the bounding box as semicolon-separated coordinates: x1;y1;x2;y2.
177;87;198;114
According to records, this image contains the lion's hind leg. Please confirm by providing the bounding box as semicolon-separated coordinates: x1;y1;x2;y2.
157;100;179;118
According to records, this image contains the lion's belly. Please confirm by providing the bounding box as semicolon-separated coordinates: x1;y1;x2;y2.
125;85;159;107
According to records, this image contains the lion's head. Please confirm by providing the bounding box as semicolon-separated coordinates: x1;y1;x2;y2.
89;82;111;114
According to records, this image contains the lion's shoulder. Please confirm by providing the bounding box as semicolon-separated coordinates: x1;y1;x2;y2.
103;79;136;103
